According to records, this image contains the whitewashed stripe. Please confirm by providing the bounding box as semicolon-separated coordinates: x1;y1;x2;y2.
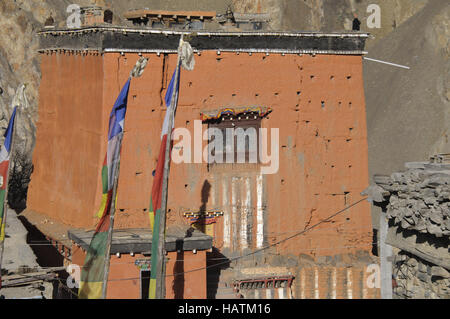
231;177;238;251
332;268;337;299
241;177;251;249
256;174;264;248
347;268;353;299
363;267;368;299
300;268;306;299
278;288;285;300
222;177;230;248
314;267;320;299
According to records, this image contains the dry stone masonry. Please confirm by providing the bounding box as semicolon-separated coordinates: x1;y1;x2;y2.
368;155;450;299
393;251;449;299
376;160;450;237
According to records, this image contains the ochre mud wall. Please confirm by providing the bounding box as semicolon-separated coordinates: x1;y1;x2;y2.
71;245;207;299
27;52;104;227
292;265;381;299
29;51;373;259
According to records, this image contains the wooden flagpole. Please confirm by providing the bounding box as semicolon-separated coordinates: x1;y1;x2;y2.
101;148;122;299
100;58;148;299
0;106;19;286
155;40;183;299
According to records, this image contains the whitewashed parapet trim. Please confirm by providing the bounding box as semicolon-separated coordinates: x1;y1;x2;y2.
39;47;368;56
37;25;370;38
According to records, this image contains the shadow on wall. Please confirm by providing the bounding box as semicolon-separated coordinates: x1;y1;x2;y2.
173;227;204;298
8;151;33;214
173;238;185;299
17;215;74;299
173;180;212;298
206;248;231;299
197;180;211;233
199;180;232;299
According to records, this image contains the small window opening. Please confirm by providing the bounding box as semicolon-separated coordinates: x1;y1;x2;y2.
104;10;113;24
352;18;361;31
205;113;262;166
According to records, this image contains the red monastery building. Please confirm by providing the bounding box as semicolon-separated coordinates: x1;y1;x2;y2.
24;10;380;299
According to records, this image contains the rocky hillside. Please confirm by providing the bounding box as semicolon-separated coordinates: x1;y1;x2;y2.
233;0;429;48
0;0;91;156
365;0;449;178
0;0;225;154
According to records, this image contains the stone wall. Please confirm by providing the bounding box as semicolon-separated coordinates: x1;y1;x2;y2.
393;250;449;299
369;158;450;299
375;162;450;237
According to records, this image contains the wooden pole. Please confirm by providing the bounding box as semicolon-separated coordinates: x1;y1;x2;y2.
380;212;393;299
155;49;182;299
0;106;19;285
99;60;147;299
100;60;148;299
101;134;124;299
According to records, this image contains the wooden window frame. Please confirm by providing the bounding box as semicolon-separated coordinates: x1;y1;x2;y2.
206;113;262;167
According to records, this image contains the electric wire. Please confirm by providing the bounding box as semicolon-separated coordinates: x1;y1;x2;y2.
1;198;372;286
106;197;369;282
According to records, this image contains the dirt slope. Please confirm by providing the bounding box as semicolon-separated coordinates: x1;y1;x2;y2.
364;0;449;179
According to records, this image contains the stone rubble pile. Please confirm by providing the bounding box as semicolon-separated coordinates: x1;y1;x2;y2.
374;163;450;237
370;159;450;299
393;251;450;299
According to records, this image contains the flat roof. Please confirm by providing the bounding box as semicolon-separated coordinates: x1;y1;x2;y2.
22;210;212;254
38;26;369;55
69;227;213;254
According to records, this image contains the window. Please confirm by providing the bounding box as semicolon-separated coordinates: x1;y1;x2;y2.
104;10;113;24
206;112;261;166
